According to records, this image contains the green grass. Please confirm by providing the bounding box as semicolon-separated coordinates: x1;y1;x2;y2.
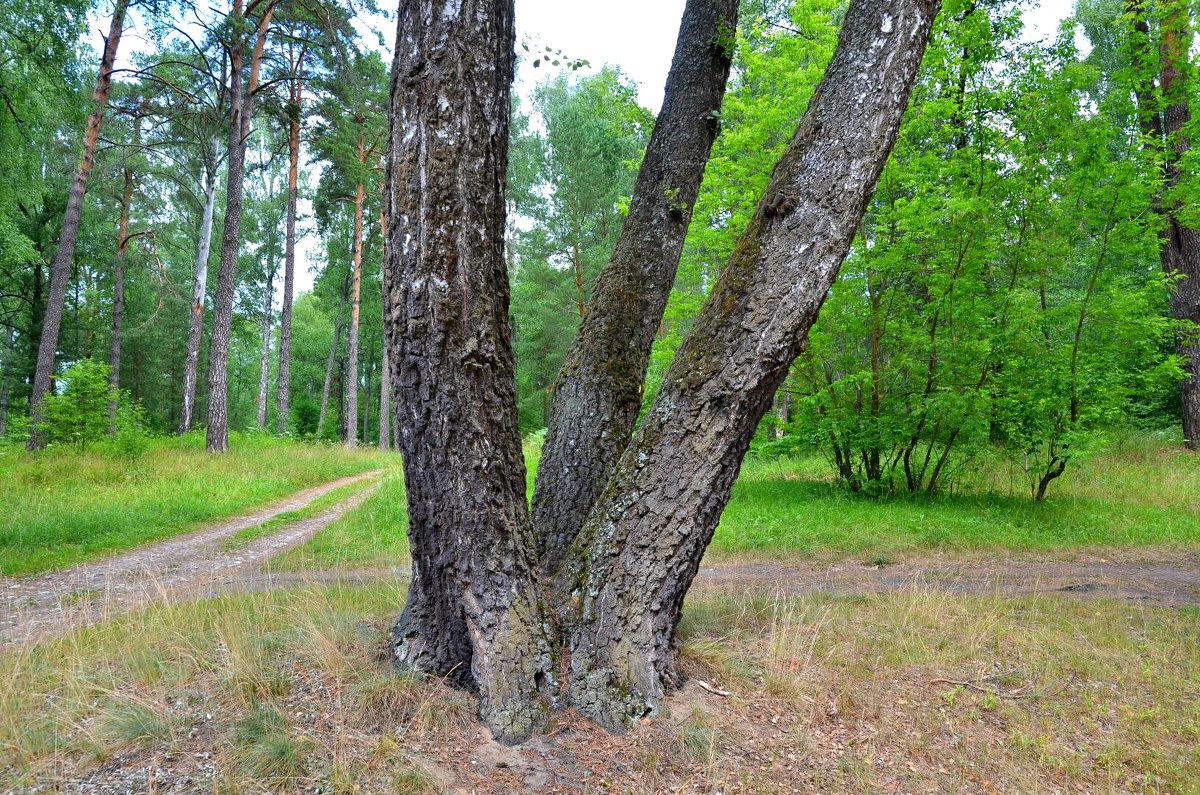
0;432;390;576
269;469;409;571
712;435;1200;560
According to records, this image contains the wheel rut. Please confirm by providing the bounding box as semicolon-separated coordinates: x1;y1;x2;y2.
0;470;382;644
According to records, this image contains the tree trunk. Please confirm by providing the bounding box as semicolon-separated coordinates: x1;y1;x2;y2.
561;0;938;731
256;254;274;429
531;0;739;571
345;166;365;448
181;138;221;433
380;201;392;452
277;73;302;435
1158;6;1200;448
28;0;128;449
1129;0;1200;449
317;281;348;441
386;0;549;743
0;326;13;438
205;0;275;452
379;345;393;451
108;162;135;433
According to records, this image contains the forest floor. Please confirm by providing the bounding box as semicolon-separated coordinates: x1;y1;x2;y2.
3;438;1199;792
5;467;1199;644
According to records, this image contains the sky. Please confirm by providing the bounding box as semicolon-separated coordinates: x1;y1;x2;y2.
95;0;1079;299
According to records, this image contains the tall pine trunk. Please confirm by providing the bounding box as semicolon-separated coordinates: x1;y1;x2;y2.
386;0;549;743
317;277;349;441
345;157;365;448
181;137;221;433
0;326;13;438
205;1;274;452
277;72;302;434
379;201;392;451
561;0;938;731
531;0;739;571
28;0;128;449
256;253;275;429
108;162;135;432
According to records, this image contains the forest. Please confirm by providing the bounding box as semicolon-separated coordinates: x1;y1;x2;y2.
0;0;1195;485
2;0;1200;791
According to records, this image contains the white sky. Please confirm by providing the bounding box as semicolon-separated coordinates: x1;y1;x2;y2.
95;0;1078;299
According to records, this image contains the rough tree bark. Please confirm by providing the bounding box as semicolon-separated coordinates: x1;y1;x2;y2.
1159;4;1200;448
561;0;939;732
28;0;129;449
181;137;221;433
531;0;739;571
107;160;135;432
386;0;550;743
0;326;13;438
345;149;366;448
277;65;304;435
379;199;392;451
205;0;275;452
255;249;275;429
1129;0;1200;449
316;286;347;441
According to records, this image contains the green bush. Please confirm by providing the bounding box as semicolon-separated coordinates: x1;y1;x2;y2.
40;360;149;454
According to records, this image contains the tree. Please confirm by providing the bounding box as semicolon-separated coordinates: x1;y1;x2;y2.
27;0;130;449
205;0;278;453
1127;0;1200;448
507;73;652;433
313;50;387;447
386;0;939;741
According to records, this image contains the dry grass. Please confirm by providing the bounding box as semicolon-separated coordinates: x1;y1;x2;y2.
1;580;1197;793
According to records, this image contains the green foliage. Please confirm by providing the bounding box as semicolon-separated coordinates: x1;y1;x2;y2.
41;360;113;450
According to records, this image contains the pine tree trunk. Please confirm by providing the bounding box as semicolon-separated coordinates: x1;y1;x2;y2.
205;1;274;452
562;0;939;731
28;0;128;449
379;345;393;451
0;326;13;438
181;138;221;434
379;201;392;452
531;0;739;571
346;168;365;448
256;256;274;429
277;75;302;434
108;163;135;433
317;282;348;441
386;0;549;743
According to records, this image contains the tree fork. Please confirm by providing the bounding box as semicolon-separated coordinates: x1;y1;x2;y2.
563;0;940;732
531;0;739;572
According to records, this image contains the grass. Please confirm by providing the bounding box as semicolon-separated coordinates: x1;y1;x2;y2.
709;432;1200;561
271;432;1200;574
1;581;1197;792
269;469;409;570
0;431;389;575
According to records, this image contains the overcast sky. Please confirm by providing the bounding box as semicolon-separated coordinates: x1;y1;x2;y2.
96;0;1079;298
